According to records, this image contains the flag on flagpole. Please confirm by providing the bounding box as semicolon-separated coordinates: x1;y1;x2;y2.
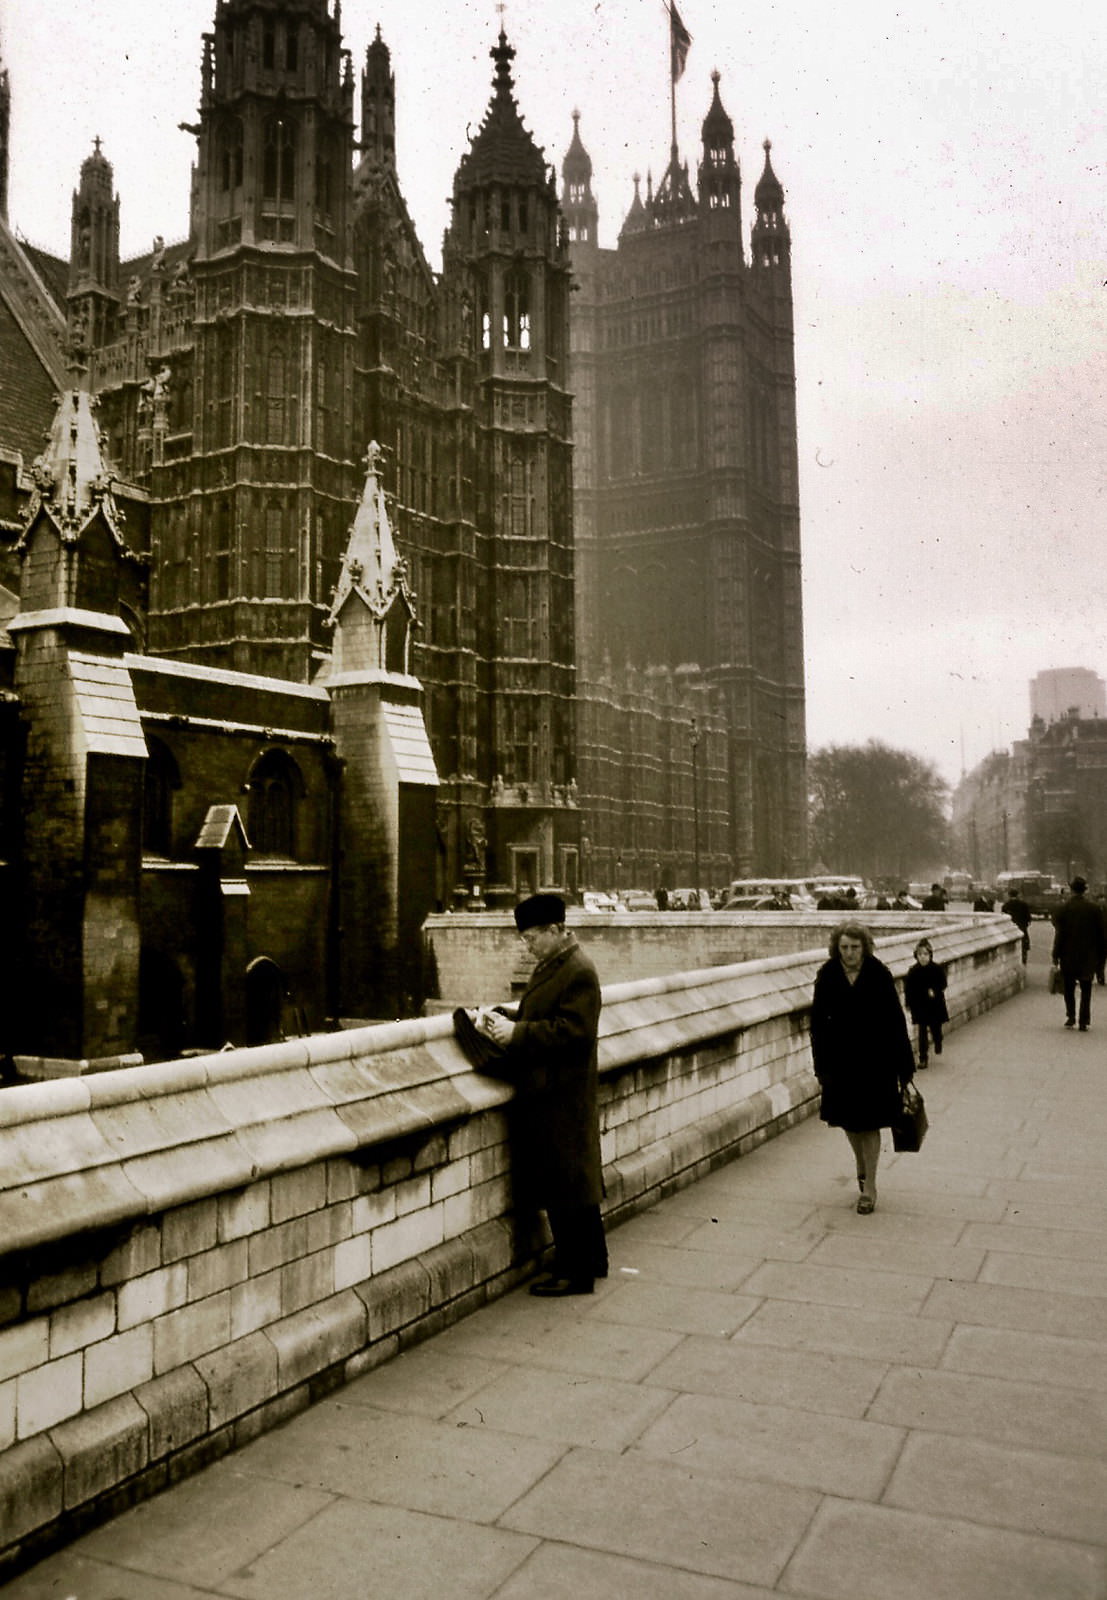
669;3;692;82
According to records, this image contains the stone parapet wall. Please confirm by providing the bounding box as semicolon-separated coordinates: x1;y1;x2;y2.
423;908;993;1003
0;918;1022;1575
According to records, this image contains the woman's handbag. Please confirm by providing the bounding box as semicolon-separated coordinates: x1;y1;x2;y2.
892;1080;928;1153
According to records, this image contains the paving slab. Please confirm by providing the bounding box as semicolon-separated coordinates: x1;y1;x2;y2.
780;1499;1106;1600
868;1364;1107;1460
7;951;1107;1600
499;1445;820;1587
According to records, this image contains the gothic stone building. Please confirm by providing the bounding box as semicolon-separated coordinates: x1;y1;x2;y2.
0;2;806;1067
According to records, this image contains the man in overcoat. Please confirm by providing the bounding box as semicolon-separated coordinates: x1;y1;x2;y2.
481;893;606;1295
1051;876;1107;1032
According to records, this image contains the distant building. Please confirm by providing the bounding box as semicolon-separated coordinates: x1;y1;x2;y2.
563;83;806;884
954;670;1107;887
1030;668;1106;726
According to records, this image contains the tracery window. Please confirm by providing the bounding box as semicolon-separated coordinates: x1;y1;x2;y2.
503;269;530;350
247;751;301;857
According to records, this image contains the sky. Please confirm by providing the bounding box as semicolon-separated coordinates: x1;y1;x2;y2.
3;0;1106;792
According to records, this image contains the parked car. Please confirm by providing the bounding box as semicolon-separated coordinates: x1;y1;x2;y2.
620;890;659;912
581;890;622;913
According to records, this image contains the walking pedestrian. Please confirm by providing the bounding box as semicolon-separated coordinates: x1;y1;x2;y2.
1051;877;1107;1032
1000;884;1032;964
477;893;607;1294
810;921;916;1214
903;937;948;1066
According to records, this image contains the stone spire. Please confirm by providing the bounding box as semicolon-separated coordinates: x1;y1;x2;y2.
561;110;598;249
360;24;395;170
21;371;133;557
326;440;416;676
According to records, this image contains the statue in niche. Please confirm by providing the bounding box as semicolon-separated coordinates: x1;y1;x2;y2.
464;817;487;872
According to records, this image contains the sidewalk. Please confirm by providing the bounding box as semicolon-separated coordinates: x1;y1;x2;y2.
8;947;1107;1600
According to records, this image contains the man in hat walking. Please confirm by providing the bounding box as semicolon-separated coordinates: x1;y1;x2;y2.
1051;876;1107;1032
480;893;607;1295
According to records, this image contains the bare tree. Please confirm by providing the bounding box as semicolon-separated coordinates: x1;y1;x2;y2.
809;741;950;883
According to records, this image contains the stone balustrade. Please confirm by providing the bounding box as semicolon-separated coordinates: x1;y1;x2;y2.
0;917;1021;1576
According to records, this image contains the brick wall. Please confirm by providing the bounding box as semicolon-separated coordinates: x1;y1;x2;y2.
0;917;1022;1575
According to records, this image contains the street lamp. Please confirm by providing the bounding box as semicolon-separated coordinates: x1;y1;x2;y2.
690;717;701;895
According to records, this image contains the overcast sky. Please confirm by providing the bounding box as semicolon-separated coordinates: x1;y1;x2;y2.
4;0;1105;791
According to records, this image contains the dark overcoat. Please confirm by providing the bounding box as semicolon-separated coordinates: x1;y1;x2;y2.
810;954;914;1132
1051;894;1107;980
501;937;604;1209
904;960;949;1026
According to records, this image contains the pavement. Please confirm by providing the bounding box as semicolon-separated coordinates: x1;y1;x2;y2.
8;943;1107;1600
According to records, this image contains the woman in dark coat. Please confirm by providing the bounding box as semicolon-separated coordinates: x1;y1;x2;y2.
479;893;606;1295
903;937;948;1066
810;921;915;1213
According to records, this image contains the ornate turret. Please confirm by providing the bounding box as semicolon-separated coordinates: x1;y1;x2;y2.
619;173;649;238
360;24;395;171
698;71;740;221
68;139;121;350
752;139;790;271
561;111;598;250
17;366;142;616
454;30;552;191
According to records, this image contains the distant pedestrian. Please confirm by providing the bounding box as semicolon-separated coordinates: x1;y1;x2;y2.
477;893;607;1293
1000;884;1031;964
892;888;912;910
655;885;669;911
921;883;947;910
903;937;948;1067
810;922;916;1214
972;891;995;911
1051;877;1107;1032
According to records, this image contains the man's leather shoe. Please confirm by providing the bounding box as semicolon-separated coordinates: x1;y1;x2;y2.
529;1277;593;1297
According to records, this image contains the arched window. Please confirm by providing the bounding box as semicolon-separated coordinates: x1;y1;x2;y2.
142;738;181;856
262;117;297;204
220;120;244;192
503;269;530;350
247;750;303;857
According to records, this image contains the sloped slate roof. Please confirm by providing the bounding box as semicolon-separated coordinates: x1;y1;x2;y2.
382;702;437;786
0;298;58;465
68;649;147;759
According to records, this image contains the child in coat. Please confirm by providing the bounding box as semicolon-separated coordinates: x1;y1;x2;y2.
904;937;948;1067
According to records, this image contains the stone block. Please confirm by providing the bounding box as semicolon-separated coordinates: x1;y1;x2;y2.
325;1157;359;1205
381;1154;413;1186
152;1293;232;1376
100;1222;162;1285
230;1269;283;1340
413;1133;449;1173
162;1197;219;1263
218;1182;271;1243
280;1249;335;1316
134;1365;211;1461
117;1263;188;1331
50;1391;149;1510
305;1200;353;1255
16;1351;84;1439
84;1324;155;1408
356;1257;431;1343
264;1292;367;1391
395;1172;433;1217
0;1382;12;1452
26;1261;99;1314
431;1157;472;1202
194;1331;279;1429
248;1215;308;1277
421;1235;476;1306
370;1204;445;1275
0;1289;20;1330
333;1233;373;1292
0;1318;49;1384
0;1434;63;1548
49;1292;116;1358
351;1188;396;1232
269;1164;328;1225
188;1239;249;1303
442;1187;477;1239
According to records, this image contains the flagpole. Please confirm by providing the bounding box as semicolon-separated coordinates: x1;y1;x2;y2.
669;4;677;161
